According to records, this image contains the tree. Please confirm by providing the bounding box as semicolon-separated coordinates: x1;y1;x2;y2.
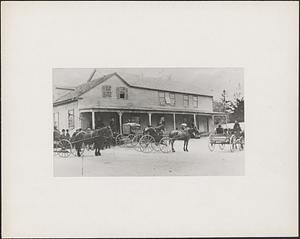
229;97;244;122
213;88;244;124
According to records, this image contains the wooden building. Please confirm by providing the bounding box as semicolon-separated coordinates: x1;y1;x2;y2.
53;72;218;134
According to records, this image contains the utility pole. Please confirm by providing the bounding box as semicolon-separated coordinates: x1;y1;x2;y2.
223;90;228;128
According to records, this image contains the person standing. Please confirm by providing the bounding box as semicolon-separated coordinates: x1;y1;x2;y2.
233;120;242;136
109;118;117;133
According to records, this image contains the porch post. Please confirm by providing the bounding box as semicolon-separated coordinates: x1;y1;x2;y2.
91;111;95;130
148;112;152;126
118;112;122;134
210;115;215;132
173;113;176;130
193;114;196;128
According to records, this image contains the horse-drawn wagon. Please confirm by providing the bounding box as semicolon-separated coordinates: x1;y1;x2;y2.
137;125;172;153
53;127;113;158
208;130;244;152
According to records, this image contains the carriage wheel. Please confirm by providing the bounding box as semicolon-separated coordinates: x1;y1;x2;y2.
208;141;215;151
115;134;123;146
131;134;141;147
124;134;135;147
230;135;236;152
132;135;143;151
238;137;244;151
134;143;142;152
219;144;225;150
139;135;155;153
159;137;171;153
57;139;72;158
53;141;59;155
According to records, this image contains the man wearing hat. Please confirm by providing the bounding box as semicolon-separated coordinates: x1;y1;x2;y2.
60;129;66;140
233;120;242;137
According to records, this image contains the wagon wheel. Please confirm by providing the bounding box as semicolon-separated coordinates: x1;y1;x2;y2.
159;137;172;153
57;139;72;158
208;141;215;151
131;134;141;147
53;141;60;155
132;134;143;151
208;133;215;152
115;134;123;146
152;136;162;152
237;136;244;151
219;143;225;150
139;135;155;153
230;135;237;152
124;134;135;147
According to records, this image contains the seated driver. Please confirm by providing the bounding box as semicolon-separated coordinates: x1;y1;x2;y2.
180;123;187;130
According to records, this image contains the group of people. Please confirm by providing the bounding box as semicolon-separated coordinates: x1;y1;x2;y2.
53;126;85;141
216;120;242;136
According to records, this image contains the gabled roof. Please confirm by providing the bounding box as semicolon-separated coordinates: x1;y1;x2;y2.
54;73;116;103
117;73;212;96
54;71;213;105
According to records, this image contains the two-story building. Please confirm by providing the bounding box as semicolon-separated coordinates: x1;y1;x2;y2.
53;72;217;134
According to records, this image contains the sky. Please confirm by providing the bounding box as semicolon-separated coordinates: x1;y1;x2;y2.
53;68;244;101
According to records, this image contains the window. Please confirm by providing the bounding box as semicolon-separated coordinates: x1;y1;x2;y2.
117;87;128;99
183;95;189;107
68;109;75;129
193;96;198;107
102;85;112;97
169;93;175;106
165;92;171;104
159;92;165;105
159;92;176;106
53;112;59;129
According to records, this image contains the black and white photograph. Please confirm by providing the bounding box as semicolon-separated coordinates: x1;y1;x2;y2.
2;2;298;238
53;68;244;176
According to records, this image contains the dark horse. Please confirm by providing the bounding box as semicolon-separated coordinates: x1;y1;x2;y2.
72;127;113;157
169;126;199;152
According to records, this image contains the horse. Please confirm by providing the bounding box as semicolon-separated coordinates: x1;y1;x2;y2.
92;126;113;156
169;126;199;152
72;127;113;157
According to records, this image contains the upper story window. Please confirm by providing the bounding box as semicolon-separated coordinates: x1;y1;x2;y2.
102;85;112;97
159;92;176;106
193;96;198;108
159;92;165;105
68;109;75;129
183;95;189;107
117;87;128;100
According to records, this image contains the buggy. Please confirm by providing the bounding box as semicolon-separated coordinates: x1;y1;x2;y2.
115;123;143;147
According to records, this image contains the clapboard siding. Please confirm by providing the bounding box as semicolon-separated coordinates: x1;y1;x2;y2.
78;75;213;112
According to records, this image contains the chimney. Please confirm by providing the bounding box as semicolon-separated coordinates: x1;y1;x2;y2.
87;69;97;82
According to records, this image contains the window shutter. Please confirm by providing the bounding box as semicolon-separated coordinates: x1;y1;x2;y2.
108;86;112;97
116;87;120;99
102;85;106;97
125;88;128;99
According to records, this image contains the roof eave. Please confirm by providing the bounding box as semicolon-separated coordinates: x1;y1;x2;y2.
53;98;78;106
